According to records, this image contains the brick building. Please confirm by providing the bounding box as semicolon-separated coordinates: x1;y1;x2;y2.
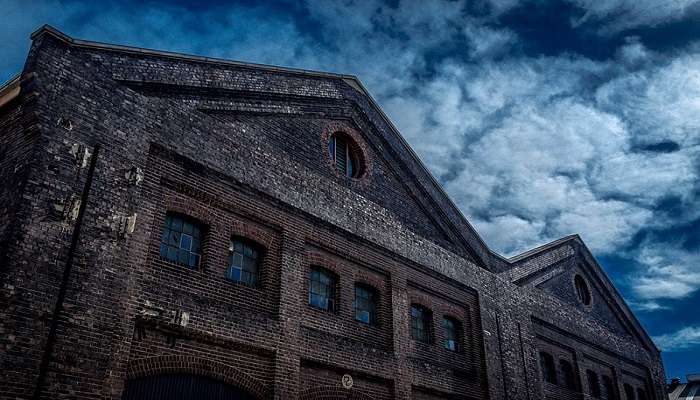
0;25;666;400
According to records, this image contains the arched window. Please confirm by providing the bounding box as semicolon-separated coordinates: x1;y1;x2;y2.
442;316;461;352
353;284;378;325
410;304;432;343
328;132;361;178
160;213;203;269
623;383;635;400
560;359;577;390
602;375;617;400
226;238;262;287
575;275;592;305
636;388;646;400
309;267;337;312
587;370;601;398
539;352;557;384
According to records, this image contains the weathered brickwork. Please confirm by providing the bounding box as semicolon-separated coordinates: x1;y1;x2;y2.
0;26;666;400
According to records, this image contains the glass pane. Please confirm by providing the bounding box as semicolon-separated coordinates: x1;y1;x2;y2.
191;238;201;253
160;228;170;244
347;155;354;177
180;234;192;251
171;217;183;232
178;249;189;265
328;137;335;159
231;253;243;268
243;257;257;273
165;214;172;228
244;245;253;257
166;246;178;261
228;267;241;281
234;241;243;253
189;253;200;268
193;225;200;237
168;230;180;246
357;310;370;324
183;221;193;235
159;244;168;259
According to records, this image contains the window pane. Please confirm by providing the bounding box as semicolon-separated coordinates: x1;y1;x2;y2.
159;244;168;259
168;231;180;246
189;253;200;268
183;221;193;235
160;228;170;244
167;246;178;261
180;234;192;251
171;218;182;232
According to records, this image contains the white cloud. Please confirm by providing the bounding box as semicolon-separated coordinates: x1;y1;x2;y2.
632;241;700;300
569;0;700;33
653;325;700;352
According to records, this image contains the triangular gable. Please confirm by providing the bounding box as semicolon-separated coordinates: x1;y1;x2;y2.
503;235;657;352
29;25;496;269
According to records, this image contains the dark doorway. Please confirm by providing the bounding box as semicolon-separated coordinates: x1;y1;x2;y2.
122;373;257;400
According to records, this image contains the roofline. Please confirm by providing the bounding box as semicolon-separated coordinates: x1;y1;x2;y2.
30;24;358;82
30;23;506;269
507;234;580;263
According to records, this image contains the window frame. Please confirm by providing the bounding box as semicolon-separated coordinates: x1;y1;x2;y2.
159;212;204;270
308;266;338;313
328;132;361;178
559;359;577;390
410;304;433;344
539;352;557;385
353;283;378;325
574;274;592;305
226;236;264;288
442;316;462;352
587;370;601;398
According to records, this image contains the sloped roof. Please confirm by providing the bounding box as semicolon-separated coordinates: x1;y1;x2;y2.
669;375;700;400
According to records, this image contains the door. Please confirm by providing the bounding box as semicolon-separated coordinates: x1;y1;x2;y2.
122;373;257;400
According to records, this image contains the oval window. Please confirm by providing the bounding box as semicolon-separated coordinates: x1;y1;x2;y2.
328;132;363;178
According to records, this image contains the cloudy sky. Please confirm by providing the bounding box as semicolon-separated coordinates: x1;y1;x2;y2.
3;0;699;380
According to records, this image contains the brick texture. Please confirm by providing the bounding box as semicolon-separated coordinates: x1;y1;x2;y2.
0;26;666;400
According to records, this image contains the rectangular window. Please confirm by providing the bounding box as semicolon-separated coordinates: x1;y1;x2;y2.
410;305;432;343
354;284;377;325
309;267;337;312
442;317;461;352
226;238;261;287
159;213;202;269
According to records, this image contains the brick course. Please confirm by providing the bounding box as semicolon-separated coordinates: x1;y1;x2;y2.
0;26;666;400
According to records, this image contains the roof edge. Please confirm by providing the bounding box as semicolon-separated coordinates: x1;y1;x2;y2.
29;24;359;82
508;234;580;263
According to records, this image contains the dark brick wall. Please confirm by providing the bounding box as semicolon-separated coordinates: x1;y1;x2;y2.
0;27;666;400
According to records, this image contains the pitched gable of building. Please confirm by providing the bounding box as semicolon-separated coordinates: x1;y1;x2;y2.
502;235;658;352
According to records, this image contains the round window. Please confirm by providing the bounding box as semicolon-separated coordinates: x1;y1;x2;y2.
574;275;591;305
328;132;363;178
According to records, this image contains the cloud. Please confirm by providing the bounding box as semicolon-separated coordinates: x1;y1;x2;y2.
632;241;700;301
569;0;700;34
3;0;699;317
653;325;700;352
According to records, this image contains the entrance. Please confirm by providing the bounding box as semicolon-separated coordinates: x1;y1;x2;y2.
122;373;257;400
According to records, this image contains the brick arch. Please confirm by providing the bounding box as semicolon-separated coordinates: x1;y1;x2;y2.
165;196;219;228
299;386;375;400
228;219;276;251
126;355;269;399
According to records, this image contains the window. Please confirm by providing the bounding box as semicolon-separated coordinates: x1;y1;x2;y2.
575;275;591;305
587;370;601;398
159;213;202;269
226;238;262;287
603;376;617;400
354;284;378;325
309;267;337;312
328;133;360;178
442;317;461;352
560;359;577;390
623;384;635;400
410;304;432;343
539;352;557;384
636;388;646;400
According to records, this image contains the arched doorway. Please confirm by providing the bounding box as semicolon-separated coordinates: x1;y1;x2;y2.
122;356;268;400
122;373;256;400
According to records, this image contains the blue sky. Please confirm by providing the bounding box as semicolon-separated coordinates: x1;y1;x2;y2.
3;0;700;380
